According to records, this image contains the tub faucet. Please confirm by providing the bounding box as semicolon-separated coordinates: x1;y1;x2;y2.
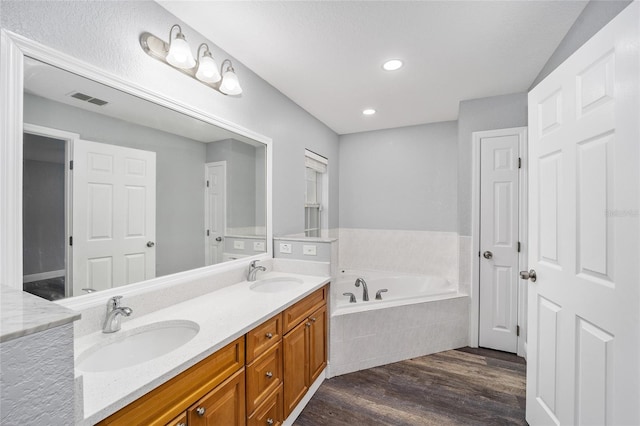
247;260;266;281
375;289;388;300
103;296;133;333
355;278;369;301
343;292;357;303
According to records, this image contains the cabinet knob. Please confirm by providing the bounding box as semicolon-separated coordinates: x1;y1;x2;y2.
266;419;274;425
310;317;316;322
177;423;186;426
265;332;273;339
305;322;311;327
265;371;273;378
196;406;206;416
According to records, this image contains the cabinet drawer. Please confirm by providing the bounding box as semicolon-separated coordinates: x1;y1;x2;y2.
166;412;187;426
248;384;283;426
246;341;283;415
246;313;282;363
188;368;245;426
283;286;327;333
98;336;245;426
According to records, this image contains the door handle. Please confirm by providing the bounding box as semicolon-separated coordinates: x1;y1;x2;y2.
483;251;493;259
146;241;155;248
215;236;223;242
520;269;537;282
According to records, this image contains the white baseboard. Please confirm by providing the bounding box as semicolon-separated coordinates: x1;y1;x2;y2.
23;269;65;283
282;367;327;426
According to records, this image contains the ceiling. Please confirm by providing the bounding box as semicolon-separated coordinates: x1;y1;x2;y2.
158;1;588;135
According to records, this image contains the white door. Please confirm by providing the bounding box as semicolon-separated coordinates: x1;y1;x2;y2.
526;4;639;425
205;162;226;265
72;140;156;296
479;130;522;353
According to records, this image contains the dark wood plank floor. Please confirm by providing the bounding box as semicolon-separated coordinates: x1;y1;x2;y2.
295;347;526;426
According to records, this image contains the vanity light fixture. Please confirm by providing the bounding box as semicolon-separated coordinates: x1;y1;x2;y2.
140;25;242;96
362;108;376;115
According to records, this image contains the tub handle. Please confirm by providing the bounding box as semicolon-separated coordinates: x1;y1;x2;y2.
343;292;356;303
375;289;388;300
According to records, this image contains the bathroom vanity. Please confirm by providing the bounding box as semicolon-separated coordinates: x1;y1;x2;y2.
74;274;329;425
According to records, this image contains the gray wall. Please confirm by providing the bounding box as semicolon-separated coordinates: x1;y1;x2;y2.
22;154;65;275
456;93;528;236
206;139;265;231
24;94;207;277
339;121;457;232
530;0;632;89
1;0;340;237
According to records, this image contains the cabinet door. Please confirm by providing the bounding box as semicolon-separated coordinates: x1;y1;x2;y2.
308;304;327;384
248;384;283;426
188;368;246;426
283;320;309;418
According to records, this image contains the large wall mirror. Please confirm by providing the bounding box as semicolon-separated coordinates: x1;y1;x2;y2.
11;48;271;302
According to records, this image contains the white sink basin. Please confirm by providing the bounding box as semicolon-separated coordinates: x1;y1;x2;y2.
250;277;304;293
76;320;199;373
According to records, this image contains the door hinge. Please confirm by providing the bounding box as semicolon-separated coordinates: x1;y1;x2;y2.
69;160;74;170
206;229;210;236
517;241;521;252
69;236;73;246
516;325;520;337
478;251;481;258
518;157;522;169
206;180;210;187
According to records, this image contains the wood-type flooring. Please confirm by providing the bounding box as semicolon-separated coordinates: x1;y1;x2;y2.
295;347;526;426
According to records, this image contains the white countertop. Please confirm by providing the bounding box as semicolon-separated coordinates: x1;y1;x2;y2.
76;271;330;425
0;285;80;343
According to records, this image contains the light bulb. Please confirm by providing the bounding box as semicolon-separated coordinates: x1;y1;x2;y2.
382;59;403;71
166;33;195;69
220;68;242;95
195;52;221;83
362;109;376;115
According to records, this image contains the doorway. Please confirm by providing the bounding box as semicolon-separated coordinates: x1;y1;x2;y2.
472;127;527;356
205;161;226;265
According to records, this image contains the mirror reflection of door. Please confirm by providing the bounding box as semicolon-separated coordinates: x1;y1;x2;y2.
72;139;156;296
205;162;226;265
22;132;69;300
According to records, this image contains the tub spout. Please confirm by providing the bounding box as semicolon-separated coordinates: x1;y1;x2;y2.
355;278;369;301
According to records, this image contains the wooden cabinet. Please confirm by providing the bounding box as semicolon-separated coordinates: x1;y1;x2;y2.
246;313;282;364
248;384;284;426
246;341;283;414
283;291;327;418
188;368;246;426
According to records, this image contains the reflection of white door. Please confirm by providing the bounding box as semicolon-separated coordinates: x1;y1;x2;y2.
479;130;523;353
526;4;639;425
72;140;156;296
205;162;226;265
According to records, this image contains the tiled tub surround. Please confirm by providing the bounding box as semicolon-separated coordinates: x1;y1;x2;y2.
329;292;469;377
73;269;330;425
338;228;461;285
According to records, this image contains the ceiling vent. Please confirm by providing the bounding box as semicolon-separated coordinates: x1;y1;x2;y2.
69;92;109;106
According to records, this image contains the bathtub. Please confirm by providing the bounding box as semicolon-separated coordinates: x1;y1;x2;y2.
329;269;469;377
333;269;457;313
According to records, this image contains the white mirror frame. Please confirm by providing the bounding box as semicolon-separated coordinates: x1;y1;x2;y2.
0;30;273;310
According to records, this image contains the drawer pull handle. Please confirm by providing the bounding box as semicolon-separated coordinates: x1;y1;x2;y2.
266;419;274;426
310;317;316;322
305;322;311;327
196;407;206;416
265;371;273;378
265;332;273;339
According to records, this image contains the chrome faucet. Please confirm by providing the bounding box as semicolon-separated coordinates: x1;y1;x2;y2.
343;292;357;303
102;296;133;333
355;278;369;301
247;260;266;281
375;289;388;300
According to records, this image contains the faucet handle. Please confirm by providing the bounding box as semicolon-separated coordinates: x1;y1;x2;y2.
343;292;357;303
375;289;388;300
108;295;123;309
250;260;259;267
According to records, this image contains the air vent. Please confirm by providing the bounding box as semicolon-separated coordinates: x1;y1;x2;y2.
69;92;109;106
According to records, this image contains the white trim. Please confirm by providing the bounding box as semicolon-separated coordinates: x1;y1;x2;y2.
470;126;528;358
0;29;274;310
23;123;80;298
282;367;326;426
23;269;66;283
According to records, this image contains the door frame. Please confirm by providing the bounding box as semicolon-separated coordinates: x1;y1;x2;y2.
204;161;227;266
23;123;79;297
470;126;528;358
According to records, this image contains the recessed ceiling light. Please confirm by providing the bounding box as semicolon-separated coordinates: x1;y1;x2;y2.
362;109;376;115
382;59;403;71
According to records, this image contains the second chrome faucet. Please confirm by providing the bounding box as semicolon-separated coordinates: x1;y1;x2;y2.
354;277;369;301
103;296;133;333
